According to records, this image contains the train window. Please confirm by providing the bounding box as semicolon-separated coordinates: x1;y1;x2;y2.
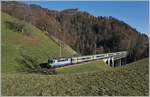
82;57;91;60
57;58;68;62
48;59;53;63
108;54;114;56
96;55;105;57
78;57;91;60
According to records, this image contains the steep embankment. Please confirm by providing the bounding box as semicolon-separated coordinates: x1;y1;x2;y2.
1;12;76;73
2;58;149;96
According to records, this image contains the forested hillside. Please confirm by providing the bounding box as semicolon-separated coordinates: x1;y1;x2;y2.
2;1;149;63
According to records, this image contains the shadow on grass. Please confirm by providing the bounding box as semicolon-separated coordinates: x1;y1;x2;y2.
15;53;56;75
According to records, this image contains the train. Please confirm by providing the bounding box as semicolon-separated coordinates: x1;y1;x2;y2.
47;51;127;68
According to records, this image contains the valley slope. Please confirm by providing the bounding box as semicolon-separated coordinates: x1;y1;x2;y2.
1;12;76;73
2;1;149;62
2;58;149;96
1;2;149;96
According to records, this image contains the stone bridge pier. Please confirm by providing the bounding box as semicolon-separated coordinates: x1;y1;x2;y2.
103;57;127;67
103;57;114;67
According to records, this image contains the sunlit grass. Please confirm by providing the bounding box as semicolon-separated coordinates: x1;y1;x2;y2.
1;12;75;73
2;58;149;96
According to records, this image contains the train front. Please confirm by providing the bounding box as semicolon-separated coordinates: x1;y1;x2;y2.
48;58;54;68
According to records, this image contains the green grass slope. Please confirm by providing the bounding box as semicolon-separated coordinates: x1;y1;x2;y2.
50;35;78;55
2;58;149;96
1;12;75;73
56;60;110;74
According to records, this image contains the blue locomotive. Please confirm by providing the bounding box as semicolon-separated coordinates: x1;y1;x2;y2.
47;51;127;68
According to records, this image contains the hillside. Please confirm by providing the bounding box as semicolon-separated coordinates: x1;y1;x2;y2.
1;12;76;73
2;58;149;96
2;1;149;63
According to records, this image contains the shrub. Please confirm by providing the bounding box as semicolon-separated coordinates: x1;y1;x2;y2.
5;20;32;36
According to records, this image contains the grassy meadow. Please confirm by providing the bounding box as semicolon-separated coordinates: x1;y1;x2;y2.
2;58;149;96
1;12;75;73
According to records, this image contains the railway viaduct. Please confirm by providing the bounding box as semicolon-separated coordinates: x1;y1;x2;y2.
103;51;128;67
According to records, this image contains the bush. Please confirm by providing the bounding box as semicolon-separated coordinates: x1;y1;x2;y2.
16;52;56;74
5;20;32;36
